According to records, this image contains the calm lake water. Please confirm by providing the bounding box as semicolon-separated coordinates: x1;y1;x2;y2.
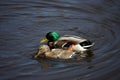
0;0;120;80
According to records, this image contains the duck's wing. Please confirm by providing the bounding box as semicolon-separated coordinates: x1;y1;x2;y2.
58;35;87;44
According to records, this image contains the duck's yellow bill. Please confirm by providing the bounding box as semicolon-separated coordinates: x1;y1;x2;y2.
40;38;48;43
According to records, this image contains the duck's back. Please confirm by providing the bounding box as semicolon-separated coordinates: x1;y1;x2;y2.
54;35;87;48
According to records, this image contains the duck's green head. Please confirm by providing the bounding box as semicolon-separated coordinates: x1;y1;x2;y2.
46;32;60;41
40;32;60;43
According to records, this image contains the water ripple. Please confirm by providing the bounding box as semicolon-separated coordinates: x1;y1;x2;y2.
0;0;120;80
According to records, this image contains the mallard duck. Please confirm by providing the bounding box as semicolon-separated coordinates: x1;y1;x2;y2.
40;32;94;53
34;45;89;59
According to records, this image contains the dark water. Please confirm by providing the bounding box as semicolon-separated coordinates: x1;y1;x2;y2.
0;0;120;80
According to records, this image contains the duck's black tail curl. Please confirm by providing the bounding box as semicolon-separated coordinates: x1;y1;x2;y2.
80;40;94;49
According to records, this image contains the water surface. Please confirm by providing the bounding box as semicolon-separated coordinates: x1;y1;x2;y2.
0;0;120;80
